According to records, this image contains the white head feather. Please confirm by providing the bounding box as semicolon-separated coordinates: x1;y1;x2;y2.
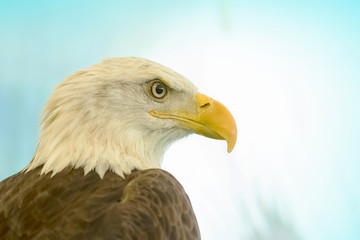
24;57;197;178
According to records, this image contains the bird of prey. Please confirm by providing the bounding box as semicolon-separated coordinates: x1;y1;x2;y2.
0;57;237;240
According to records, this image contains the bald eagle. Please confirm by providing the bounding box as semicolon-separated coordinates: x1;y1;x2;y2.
0;57;237;239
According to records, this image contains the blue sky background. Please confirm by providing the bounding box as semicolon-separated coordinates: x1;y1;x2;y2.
0;1;359;239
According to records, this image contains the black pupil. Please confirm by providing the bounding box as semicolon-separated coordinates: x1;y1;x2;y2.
155;84;164;95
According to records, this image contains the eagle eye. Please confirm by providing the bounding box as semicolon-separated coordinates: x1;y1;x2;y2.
148;80;168;100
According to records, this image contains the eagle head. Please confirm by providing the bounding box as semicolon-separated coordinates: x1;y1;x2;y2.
25;57;237;178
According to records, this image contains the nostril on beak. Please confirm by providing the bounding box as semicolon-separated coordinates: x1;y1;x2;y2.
196;93;213;110
200;103;210;109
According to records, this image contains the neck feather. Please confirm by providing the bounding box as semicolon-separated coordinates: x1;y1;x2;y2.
24;118;173;178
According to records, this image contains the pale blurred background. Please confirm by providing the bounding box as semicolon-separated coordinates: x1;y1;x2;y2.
1;1;359;239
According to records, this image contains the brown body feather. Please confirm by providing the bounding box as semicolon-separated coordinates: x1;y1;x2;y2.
0;166;200;240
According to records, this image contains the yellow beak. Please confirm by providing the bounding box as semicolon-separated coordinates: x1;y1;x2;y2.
150;93;237;153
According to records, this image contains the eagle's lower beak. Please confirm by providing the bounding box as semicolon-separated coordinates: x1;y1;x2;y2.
150;93;237;153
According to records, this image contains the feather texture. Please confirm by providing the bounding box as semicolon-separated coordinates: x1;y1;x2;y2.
0;166;200;240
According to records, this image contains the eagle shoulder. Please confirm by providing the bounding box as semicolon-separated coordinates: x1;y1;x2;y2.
0;166;200;240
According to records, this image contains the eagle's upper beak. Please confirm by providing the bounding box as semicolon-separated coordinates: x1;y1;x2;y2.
150;93;237;153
